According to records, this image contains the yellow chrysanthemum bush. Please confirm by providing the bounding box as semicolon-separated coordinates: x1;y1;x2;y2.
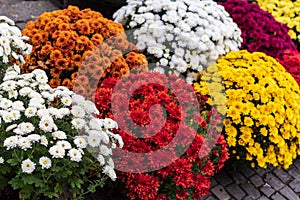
20;5;147;98
256;0;300;50
194;50;300;169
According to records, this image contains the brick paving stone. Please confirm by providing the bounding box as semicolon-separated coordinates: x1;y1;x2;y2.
264;174;285;191
260;184;275;197
271;192;287;200
249;174;264;187
214;171;233;186
211;177;218;187
289;179;300;193
293;159;300;169
201;196;218;200
288;166;300;181
258;195;270;200
254;168;269;177
279;186;300;200
240;166;255;178
273;169;292;184
211;185;231;200
240;182;260;199
229;171;247;184
226;183;246;200
242;195;255;200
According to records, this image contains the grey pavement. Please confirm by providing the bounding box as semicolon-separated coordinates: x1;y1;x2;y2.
1;0;300;199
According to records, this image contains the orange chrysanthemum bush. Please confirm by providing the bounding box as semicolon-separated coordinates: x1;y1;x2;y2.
194;50;300;169
21;5;146;97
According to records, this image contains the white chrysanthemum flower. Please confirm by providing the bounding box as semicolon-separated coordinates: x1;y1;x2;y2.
61;96;72;106
107;157;115;168
41;91;54;101
83;100;99;114
49;145;65;158
74;136;87;149
21;158;35;174
39;116;56;132
0;16;15;25
39;156;52;169
13;127;24;135
0;98;12;109
38;84;51;92
19;87;33;96
56;140;72;150
18;122;35;134
1;110;12;123
89;118;102;130
67;148;82;162
87;132;101;147
104;118;118;129
48;108;62;118
52;131;67;140
103;165;117;181
12;101;24;111
3;135;18;150
97;154;105;166
35;72;48;84
59;107;70;116
37;109;50;118
5;69;19;81
28;97;44;108
40;135;48;146
27;134;41;143
5;124;17;132
71;94;86;105
71;105;85;118
18;137;32;150
8;90;18;99
10;110;21;121
24;107;37;117
71;118;85;129
1;80;17;91
99;145;111;156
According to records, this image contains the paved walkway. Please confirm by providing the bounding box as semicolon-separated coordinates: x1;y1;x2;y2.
2;1;300;199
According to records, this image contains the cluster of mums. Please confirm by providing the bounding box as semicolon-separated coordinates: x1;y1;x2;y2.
0;0;300;199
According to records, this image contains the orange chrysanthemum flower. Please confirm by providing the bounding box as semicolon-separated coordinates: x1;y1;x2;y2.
21;5;148;100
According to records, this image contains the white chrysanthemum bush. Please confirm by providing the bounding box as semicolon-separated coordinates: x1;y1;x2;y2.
0;16;32;83
0;68;123;199
113;0;242;83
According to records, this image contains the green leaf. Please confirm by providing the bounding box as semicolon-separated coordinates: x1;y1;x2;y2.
6;158;19;166
9;178;24;190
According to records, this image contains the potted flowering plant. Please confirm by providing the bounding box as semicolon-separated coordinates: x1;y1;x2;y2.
94;72;229;199
21;6;125;89
0;16;32;83
0;68;123;199
256;0;300;50
218;0;297;59
194;50;300;169
113;0;242;83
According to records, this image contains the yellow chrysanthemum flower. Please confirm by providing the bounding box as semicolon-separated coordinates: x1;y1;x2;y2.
194;50;300;168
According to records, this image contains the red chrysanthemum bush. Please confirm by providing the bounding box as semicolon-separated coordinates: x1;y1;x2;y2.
20;5;147;98
278;50;300;86
94;72;229;199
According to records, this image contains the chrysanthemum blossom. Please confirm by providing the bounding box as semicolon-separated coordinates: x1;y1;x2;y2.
21;158;36;174
113;0;242;83
194;50;300;169
218;0;297;59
